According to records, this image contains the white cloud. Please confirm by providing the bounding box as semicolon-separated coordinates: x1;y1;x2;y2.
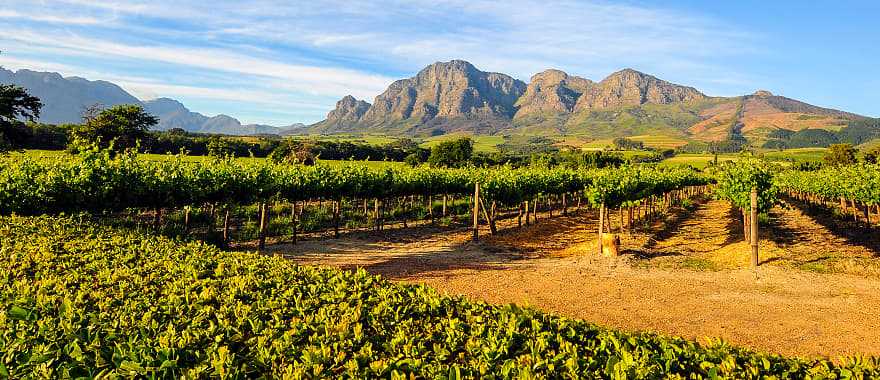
0;10;103;25
1;30;395;100
0;0;767;122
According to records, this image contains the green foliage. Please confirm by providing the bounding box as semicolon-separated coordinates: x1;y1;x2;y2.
404;152;423;167
584;166;709;208
713;157;780;212
206;136;235;158
0;83;42;151
69;104;158;152
823;143;859;166
3;215;878;378
0;150;711;215
613;137;644;150
776;163;880;205
428;137;473;167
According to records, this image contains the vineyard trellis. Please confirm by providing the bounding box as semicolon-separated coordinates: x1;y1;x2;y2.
0;149;712;249
776;163;880;226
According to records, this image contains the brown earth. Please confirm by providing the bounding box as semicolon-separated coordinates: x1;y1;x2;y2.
259;198;880;359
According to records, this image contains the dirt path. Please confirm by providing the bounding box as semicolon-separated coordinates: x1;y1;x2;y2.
263;200;880;359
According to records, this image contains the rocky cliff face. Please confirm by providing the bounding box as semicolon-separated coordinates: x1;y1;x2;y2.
312;95;371;132
358;60;526;130
514;69;593;118
574;68;706;111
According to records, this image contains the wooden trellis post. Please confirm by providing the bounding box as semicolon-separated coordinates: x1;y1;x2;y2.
258;202;268;250
333;199;341;238
597;202;605;256
750;188;759;268
472;182;480;241
222;208;230;249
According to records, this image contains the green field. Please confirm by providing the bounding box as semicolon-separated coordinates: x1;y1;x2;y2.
288;134;401;145
627;134;689;149
419;133;505;153
14;149;403;168
2;214;874;378
659;153;738;168
760;147;827;162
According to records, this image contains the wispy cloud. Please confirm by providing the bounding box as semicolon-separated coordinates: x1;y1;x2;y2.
0;0;766;124
0;10;103;25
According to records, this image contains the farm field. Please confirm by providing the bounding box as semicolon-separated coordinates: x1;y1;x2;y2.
273;196;880;359
419;133;505;153
2;150;879;376
14;149;405;168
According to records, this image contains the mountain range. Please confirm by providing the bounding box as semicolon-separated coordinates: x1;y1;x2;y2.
2;61;867;143
0;67;305;135
309;60;865;145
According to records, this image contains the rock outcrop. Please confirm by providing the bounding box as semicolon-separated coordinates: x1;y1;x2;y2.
514;69;593;117
574;68;706;111
357;60;526;131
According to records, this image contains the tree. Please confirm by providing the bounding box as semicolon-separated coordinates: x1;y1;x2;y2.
0;84;42;151
70;104;158;152
822;143;858;166
207;136;234;158
613;137;644;150
427;137;473;167
404;152;423;167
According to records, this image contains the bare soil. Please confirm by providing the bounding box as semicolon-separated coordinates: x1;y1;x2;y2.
258;199;880;359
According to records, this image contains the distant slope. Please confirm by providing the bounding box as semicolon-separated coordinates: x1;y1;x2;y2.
0;68;140;124
308;60;865;144
0;68;294;135
313;60;527;136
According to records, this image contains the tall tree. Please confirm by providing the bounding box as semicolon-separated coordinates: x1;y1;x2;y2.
0;84;43;151
70;104;158;152
822;143;859;166
428;137;473;167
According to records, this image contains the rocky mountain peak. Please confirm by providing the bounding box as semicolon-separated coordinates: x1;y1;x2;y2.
328;95;370;123
574;68;706;111
515;69;594;117
753;90;774;97
357;60;526;132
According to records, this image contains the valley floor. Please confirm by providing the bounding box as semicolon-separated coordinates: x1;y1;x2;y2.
258;198;880;359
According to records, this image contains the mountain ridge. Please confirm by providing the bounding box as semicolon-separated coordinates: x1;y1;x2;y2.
310;60;866;143
0;68;298;135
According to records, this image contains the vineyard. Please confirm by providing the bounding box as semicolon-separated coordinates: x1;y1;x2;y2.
3;215;879;378
776;164;880;224
3;149;880;376
0;149;711;248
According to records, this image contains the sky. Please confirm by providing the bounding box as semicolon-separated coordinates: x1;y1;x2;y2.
0;0;878;125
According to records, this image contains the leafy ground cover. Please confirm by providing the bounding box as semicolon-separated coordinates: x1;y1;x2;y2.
2;215;879;378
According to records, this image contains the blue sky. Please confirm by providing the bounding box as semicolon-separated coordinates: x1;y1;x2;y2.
0;0;877;125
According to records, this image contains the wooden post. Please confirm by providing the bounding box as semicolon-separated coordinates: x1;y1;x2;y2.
222;208;230;249
533;199;539;223
750;188;759;268
207;203;216;239
291;202;298;244
850;199;859;222
472;182;480;241
517;202;523;227
598;202;605;256
258;202;268;251
562;193;568;216
373;199;380;231
442;194;448;217
333;199;341;238
524;200;530;226
184;206;191;234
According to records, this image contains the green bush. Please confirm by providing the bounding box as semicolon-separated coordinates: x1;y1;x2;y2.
2;215;877;378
